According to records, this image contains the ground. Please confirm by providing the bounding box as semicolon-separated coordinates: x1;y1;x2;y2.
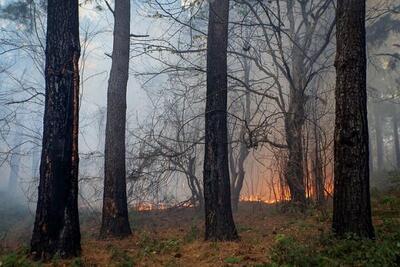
0;188;399;267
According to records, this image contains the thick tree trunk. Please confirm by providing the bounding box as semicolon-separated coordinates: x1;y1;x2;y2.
374;106;384;171
392;114;400;169
284;102;307;205
100;0;132;238
333;0;374;238
203;0;238;241
30;0;81;259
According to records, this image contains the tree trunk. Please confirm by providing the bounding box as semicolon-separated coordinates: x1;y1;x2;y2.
100;0;132;238
392;113;400;169
314;124;325;206
332;0;374;238
203;0;238;241
30;0;81;259
285;104;307;205
187;156;203;210
369;134;374;173
31;147;40;180
8;132;23;195
374;106;384;171
230;56;251;212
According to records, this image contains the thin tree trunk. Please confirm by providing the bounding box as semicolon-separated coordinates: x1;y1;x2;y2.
374;106;384;171
203;0;238;241
8;132;23;194
230;56;251;212
100;0;132;238
30;0;81;259
314;124;325;206
333;0;374;238
31;147;40;180
392;113;400;169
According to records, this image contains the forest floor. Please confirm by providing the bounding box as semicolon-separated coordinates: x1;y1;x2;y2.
0;187;399;267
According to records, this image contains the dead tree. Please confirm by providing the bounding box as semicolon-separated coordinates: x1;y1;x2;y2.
203;0;238;241
332;0;375;238
100;0;132;238
30;0;81;259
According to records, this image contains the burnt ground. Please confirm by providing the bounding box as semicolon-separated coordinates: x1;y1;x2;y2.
0;190;399;267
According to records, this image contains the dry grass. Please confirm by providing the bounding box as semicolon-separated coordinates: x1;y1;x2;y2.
1;191;399;266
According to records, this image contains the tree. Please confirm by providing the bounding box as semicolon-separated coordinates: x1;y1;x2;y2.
332;0;374;238
100;0;132;238
7;130;23;195
203;0;238;241
30;0;81;259
392;111;400;169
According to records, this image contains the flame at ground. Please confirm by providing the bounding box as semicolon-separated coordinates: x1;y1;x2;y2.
239;195;289;204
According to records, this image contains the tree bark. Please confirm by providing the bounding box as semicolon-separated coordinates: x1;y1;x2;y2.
203;0;238;241
30;0;81;259
100;0;132;238
333;0;374;238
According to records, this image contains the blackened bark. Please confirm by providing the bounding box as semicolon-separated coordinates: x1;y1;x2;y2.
100;0;132;238
30;0;81;259
392;114;400;169
333;0;374;238
203;0;238;241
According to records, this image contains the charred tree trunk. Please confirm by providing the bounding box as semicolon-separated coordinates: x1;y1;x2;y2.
30;0;81;259
332;0;374;238
100;0;132;238
392;113;400;169
203;0;238;241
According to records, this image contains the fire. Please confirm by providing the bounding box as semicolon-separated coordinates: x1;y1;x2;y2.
132;201;194;211
239;195;281;204
132;202;169;211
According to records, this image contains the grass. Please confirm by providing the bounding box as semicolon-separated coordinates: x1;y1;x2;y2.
0;187;399;266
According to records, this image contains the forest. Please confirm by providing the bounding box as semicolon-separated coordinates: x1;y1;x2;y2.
0;0;399;266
